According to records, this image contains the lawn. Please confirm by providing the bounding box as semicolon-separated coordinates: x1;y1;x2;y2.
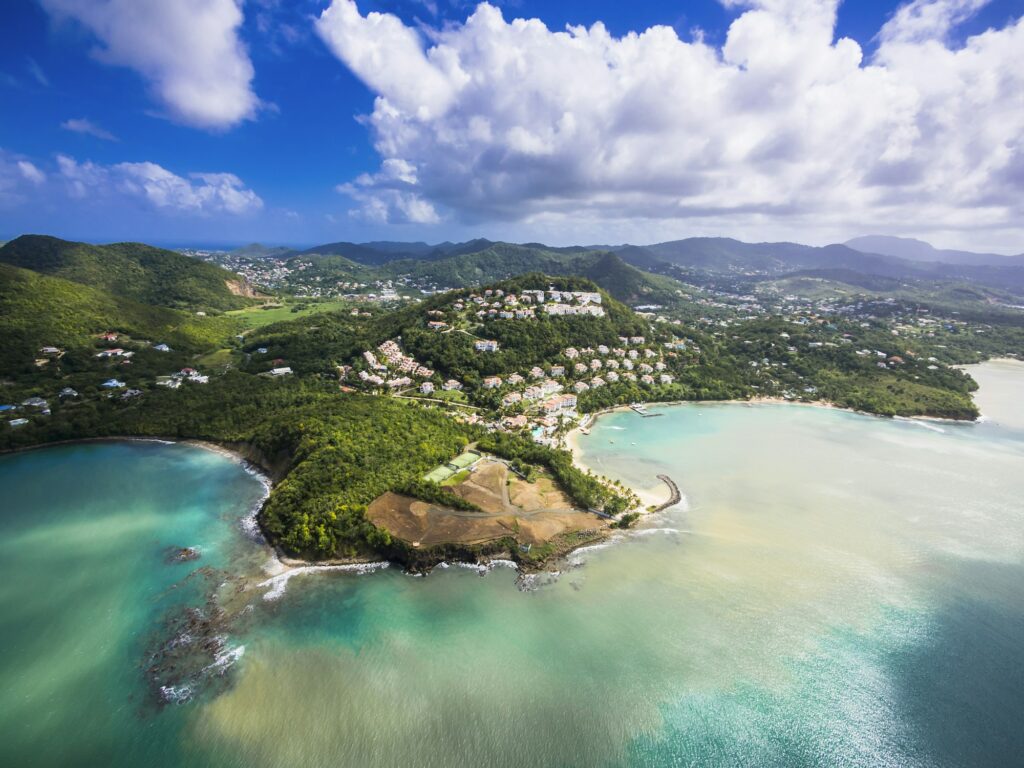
228;300;351;331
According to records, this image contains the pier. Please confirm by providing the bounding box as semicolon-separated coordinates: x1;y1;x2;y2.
630;403;663;418
652;474;681;512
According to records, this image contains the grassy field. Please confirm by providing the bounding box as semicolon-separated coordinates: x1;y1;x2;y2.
228;299;351;331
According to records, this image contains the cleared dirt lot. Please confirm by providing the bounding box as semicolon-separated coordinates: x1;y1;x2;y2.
367;460;603;547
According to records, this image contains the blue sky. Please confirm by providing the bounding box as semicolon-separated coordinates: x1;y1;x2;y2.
1;0;1021;251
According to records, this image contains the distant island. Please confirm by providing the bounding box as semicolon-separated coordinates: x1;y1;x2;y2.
3;233;1021;570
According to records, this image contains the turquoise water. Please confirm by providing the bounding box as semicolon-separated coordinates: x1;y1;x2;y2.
2;361;1023;766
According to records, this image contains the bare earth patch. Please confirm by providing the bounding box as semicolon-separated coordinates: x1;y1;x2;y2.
367;460;603;548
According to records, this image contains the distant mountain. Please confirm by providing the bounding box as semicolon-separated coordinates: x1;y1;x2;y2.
299;240;438;265
845;235;1024;267
608;237;1024;296
230;243;296;260
613;238;896;274
374;242;684;304
0;235;251;312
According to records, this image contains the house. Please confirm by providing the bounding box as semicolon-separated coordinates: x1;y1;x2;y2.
59;388;79;398
39;346;62;356
573;381;590;393
256;347;268;354
574;362;588;374
549;365;565;377
660;374;674;384
630;336;645;345
503;414;528;429
96;348;125;358
420;382;435;394
563;347;579;359
156;377;181;389
590;377;606;388
474;339;500;352
541;396;564;414
597;345;609;355
507;373;525;386
8;418;29;428
502;392;522;406
427;321;448;330
153;343;171;352
540;379;562;395
101;332;119;342
442;379;463;391
102;379;125;388
270;367;293;376
482;376;502;389
590;359;602;370
640;374;655;385
529;367;545;379
606;371;620;383
121;389;143;399
22;397;48;408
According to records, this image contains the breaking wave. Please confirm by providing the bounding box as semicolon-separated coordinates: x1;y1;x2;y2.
258;562;390;601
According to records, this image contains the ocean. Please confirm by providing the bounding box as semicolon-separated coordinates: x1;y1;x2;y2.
1;361;1022;767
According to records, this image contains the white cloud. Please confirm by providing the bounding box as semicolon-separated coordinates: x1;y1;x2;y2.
40;0;259;129
316;0;1024;248
879;0;991;44
55;155;263;214
17;161;46;185
61;117;118;141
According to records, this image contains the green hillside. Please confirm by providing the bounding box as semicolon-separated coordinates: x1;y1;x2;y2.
0;264;237;371
0;234;252;311
372;243;686;304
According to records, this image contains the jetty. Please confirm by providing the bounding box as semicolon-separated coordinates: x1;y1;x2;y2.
652;474;681;512
630;403;663;418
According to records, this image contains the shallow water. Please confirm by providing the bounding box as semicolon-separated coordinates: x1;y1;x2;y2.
2;362;1023;767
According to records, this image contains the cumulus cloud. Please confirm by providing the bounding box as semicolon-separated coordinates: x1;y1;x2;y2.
316;0;1023;246
40;0;259;129
879;0;992;44
55;155;263;214
61;117;118;141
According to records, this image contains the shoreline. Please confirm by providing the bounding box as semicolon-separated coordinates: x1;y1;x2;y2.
565;390;990;507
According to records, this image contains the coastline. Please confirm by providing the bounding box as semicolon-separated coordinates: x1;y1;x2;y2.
565;391;987;508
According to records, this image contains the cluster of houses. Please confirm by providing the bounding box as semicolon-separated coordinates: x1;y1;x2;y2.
427;286;607;329
559;342;674;390
352;340;438;391
155;367;210;389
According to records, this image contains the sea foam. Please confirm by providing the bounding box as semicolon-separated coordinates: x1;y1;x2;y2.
258;562;390;601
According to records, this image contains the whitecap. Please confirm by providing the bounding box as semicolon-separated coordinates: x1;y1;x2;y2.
258;562;390;601
159;684;193;704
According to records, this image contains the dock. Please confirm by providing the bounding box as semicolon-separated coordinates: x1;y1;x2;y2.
652;474;681;512
629;403;663;418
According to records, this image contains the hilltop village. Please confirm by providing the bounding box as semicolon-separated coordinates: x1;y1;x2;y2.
343;287;679;445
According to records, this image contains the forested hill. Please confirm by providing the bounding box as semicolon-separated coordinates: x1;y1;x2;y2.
374;244;684;304
240;273;653;379
0;235;252;311
0;264;236;372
